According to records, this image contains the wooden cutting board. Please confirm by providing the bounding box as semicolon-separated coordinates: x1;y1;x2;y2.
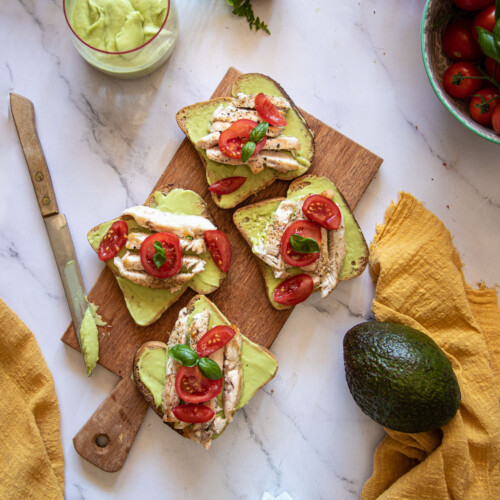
62;67;383;472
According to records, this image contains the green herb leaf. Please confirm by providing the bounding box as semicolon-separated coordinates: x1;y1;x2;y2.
185;235;193;241
198;357;222;380
249;122;269;143
289;234;320;254
477;25;500;64
241;141;256;163
153;241;166;269
168;344;199;367
227;0;270;34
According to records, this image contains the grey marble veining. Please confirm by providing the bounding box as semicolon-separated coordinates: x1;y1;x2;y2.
1;0;500;499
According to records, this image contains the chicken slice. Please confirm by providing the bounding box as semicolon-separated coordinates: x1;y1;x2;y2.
205;147;265;174
126;232;206;255
212;104;264;123
195;132;220;150
223;328;243;422
259;151;303;173
189;309;211;348
162;308;189;422
318;223;346;298
122;206;215;237
232;93;291;112
210;120;283;138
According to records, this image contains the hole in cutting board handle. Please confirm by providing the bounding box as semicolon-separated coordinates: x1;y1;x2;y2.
96;434;109;448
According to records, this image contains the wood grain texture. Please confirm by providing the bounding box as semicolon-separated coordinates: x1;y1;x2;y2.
64;67;382;471
10;93;59;218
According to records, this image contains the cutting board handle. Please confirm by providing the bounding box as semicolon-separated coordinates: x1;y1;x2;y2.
73;375;149;472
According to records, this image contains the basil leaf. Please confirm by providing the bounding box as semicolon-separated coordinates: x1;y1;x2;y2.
153;240;166;269
289;234;320;254
241;141;256;163
477;26;500;64
249;122;269;143
198;357;222;380
168;344;199;367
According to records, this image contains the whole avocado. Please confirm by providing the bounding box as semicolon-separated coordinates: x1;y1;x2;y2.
343;321;461;433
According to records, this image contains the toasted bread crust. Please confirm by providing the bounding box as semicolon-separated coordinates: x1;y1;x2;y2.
176;73;315;209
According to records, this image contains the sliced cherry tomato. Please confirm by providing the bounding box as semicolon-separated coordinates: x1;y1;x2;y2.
172;403;215;423
98;220;129;261
280;220;322;268
254;93;288;127
196;325;236;357
485;57;500;81
472;5;496;41
218;119;266;160
302;194;342;230
453;0;493;11
443;62;483;98
492;104;500;134
175;365;222;404
273;274;314;306
208;176;247;195
139;232;182;278
204;230;231;273
469;87;500;126
442;18;483;61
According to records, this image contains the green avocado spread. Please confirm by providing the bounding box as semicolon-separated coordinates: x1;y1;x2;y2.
233;176;368;308
136;296;278;431
71;0;168;52
87;189;224;326
183;74;314;208
79;301;106;376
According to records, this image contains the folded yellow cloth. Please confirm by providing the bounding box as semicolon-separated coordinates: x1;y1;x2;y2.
361;193;500;500
0;299;64;499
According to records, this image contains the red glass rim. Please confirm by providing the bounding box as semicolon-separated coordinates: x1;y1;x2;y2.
63;0;171;55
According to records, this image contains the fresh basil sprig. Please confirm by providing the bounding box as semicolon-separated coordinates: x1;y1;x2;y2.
241;122;269;163
289;234;320;254
168;344;222;380
477;1;500;65
153;241;166;269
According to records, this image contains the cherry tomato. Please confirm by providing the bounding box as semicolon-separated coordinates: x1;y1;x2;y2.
208;176;247;195
254;93;288;127
273;274;314;306
302;194;342;230
218;119;266;160
98;220;129;261
443;62;483;98
139;232;182;278
442;18;483;61
470;87;500;125
472;5;496;41
175;365;222;404
492;104;500;134
204;230;232;273
280;220;322;267
453;0;493;11
485;57;500;81
172;403;215;423
196;325;236;357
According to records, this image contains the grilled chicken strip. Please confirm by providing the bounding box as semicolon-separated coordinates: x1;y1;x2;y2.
196;133;300;152
223;328;243;421
122;206;215;237
162;308;189;422
232;93;291;111
210;120;283;137
126;232;206;254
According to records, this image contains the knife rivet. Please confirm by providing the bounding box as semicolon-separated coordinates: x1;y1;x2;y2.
42;196;50;205
35;171;44;181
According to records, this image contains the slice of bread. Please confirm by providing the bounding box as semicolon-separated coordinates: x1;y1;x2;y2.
233;175;369;309
176;73;315;209
87;186;227;326
133;295;278;447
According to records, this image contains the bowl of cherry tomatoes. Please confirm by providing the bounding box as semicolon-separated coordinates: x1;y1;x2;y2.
421;0;500;144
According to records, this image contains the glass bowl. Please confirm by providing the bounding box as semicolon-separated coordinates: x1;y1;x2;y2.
421;0;500;145
63;0;178;79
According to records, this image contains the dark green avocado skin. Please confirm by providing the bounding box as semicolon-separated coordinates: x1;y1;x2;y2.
343;321;461;433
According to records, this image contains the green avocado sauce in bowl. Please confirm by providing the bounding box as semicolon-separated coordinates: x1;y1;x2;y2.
63;0;179;78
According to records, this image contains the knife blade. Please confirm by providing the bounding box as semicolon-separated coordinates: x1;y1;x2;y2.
10;92;89;364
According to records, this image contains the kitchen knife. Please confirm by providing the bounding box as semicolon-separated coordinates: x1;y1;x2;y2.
10;93;88;366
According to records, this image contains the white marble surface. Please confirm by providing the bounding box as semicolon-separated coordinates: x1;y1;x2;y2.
2;0;500;498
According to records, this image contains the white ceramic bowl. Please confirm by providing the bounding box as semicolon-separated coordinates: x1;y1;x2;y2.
421;0;500;145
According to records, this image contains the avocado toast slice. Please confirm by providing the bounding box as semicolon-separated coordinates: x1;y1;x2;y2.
233;175;369;309
87;186;227;326
176;73;315;209
133;294;278;449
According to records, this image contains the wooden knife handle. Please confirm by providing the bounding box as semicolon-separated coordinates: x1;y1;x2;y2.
73;375;149;472
10;93;59;217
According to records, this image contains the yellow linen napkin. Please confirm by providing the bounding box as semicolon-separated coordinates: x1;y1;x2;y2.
0;298;64;500
361;193;500;500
